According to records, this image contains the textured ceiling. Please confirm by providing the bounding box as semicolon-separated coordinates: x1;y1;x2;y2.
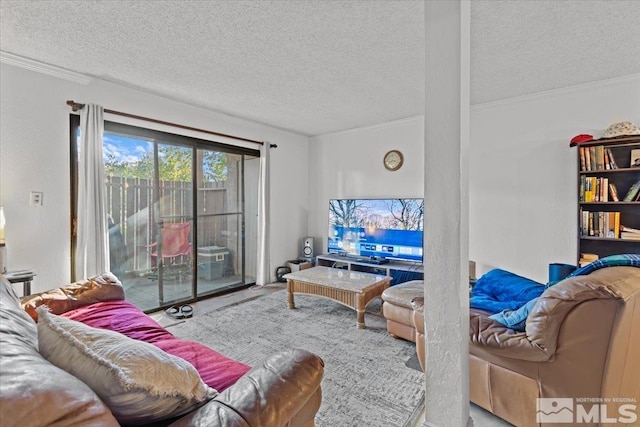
1;1;639;136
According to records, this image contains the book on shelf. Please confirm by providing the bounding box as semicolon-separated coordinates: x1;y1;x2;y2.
577;145;628;171
606;212;615;238
581;211;620;238
595;145;604;170
579;253;599;267
606;148;618;169
589;146;597;171
620;232;640;240
623;180;640;202
599;211;605;237
620;225;640;240
609;183;620;202
581;176;615;202
579;147;586;171
621;225;640;234
631;149;640;168
584;146;592;171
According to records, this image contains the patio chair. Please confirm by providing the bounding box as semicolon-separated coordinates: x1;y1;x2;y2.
148;222;193;270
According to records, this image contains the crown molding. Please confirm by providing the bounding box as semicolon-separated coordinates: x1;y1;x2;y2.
313;115;424;139
471;73;640;112
0;51;92;85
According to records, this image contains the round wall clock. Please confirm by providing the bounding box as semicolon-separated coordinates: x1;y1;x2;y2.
383;150;404;171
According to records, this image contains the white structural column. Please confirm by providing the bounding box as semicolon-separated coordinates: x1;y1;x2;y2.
423;1;471;427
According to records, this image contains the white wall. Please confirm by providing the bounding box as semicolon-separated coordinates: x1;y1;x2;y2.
308;117;425;257
471;74;640;282
0;62;309;294
309;74;640;283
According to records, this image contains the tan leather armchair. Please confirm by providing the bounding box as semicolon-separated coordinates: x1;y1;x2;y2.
412;266;640;427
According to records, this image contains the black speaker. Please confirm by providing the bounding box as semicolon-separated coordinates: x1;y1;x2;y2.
302;237;314;260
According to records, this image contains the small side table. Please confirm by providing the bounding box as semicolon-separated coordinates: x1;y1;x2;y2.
5;271;36;296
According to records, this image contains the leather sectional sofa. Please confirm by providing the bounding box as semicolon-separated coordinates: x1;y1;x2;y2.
412;266;640;427
381;280;424;342
0;273;324;427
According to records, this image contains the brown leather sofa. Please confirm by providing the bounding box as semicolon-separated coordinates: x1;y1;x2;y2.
381;280;424;342
0;274;324;427
412;266;640;427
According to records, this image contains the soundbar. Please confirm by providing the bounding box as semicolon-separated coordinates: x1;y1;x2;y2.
355;257;389;265
329;252;389;265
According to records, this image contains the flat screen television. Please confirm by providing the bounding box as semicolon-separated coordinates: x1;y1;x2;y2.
328;198;424;263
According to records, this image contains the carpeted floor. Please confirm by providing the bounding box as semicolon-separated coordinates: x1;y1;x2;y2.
168;290;424;427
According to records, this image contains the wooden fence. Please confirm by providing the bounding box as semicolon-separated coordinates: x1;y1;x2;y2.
105;176;228;274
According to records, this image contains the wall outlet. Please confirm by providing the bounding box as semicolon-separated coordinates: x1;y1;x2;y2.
30;191;43;206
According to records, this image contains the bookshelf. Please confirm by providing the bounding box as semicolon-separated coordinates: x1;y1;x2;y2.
576;135;640;264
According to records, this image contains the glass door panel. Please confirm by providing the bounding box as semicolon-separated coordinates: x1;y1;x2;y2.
154;143;195;305
195;149;255;296
102;132;160;312
102;135;195;310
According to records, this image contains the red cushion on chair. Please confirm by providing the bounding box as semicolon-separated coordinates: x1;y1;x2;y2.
62;300;251;391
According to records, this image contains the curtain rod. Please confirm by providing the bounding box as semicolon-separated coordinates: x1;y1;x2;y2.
66;100;277;148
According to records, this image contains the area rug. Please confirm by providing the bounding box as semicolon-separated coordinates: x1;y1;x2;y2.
168;290;424;427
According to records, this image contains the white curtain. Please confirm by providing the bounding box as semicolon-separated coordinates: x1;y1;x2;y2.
256;142;271;285
75;104;110;280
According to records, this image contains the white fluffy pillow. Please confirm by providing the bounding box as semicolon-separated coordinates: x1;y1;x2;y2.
36;306;217;425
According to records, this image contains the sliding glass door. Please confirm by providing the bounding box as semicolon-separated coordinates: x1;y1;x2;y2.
195;148;258;295
71;116;259;312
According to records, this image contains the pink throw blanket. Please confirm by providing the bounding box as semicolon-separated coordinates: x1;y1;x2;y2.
63;300;250;392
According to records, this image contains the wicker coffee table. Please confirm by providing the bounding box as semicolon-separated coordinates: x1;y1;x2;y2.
283;266;391;329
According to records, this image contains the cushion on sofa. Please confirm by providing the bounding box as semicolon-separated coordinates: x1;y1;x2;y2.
36;305;217;426
63;299;252;391
0;277;119;427
21;272;125;321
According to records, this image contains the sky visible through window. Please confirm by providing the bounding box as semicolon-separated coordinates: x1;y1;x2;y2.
98;132;227;182
103;133;153;164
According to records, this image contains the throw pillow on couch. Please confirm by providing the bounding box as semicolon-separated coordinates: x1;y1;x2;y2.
36;305;217;426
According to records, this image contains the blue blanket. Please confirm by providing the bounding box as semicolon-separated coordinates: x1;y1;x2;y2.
564;253;640;279
471;254;640;315
480;254;640;331
469;269;545;314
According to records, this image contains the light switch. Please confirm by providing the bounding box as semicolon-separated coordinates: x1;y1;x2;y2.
30;191;43;206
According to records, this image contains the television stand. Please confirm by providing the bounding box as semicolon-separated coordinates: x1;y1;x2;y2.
316;254;423;285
